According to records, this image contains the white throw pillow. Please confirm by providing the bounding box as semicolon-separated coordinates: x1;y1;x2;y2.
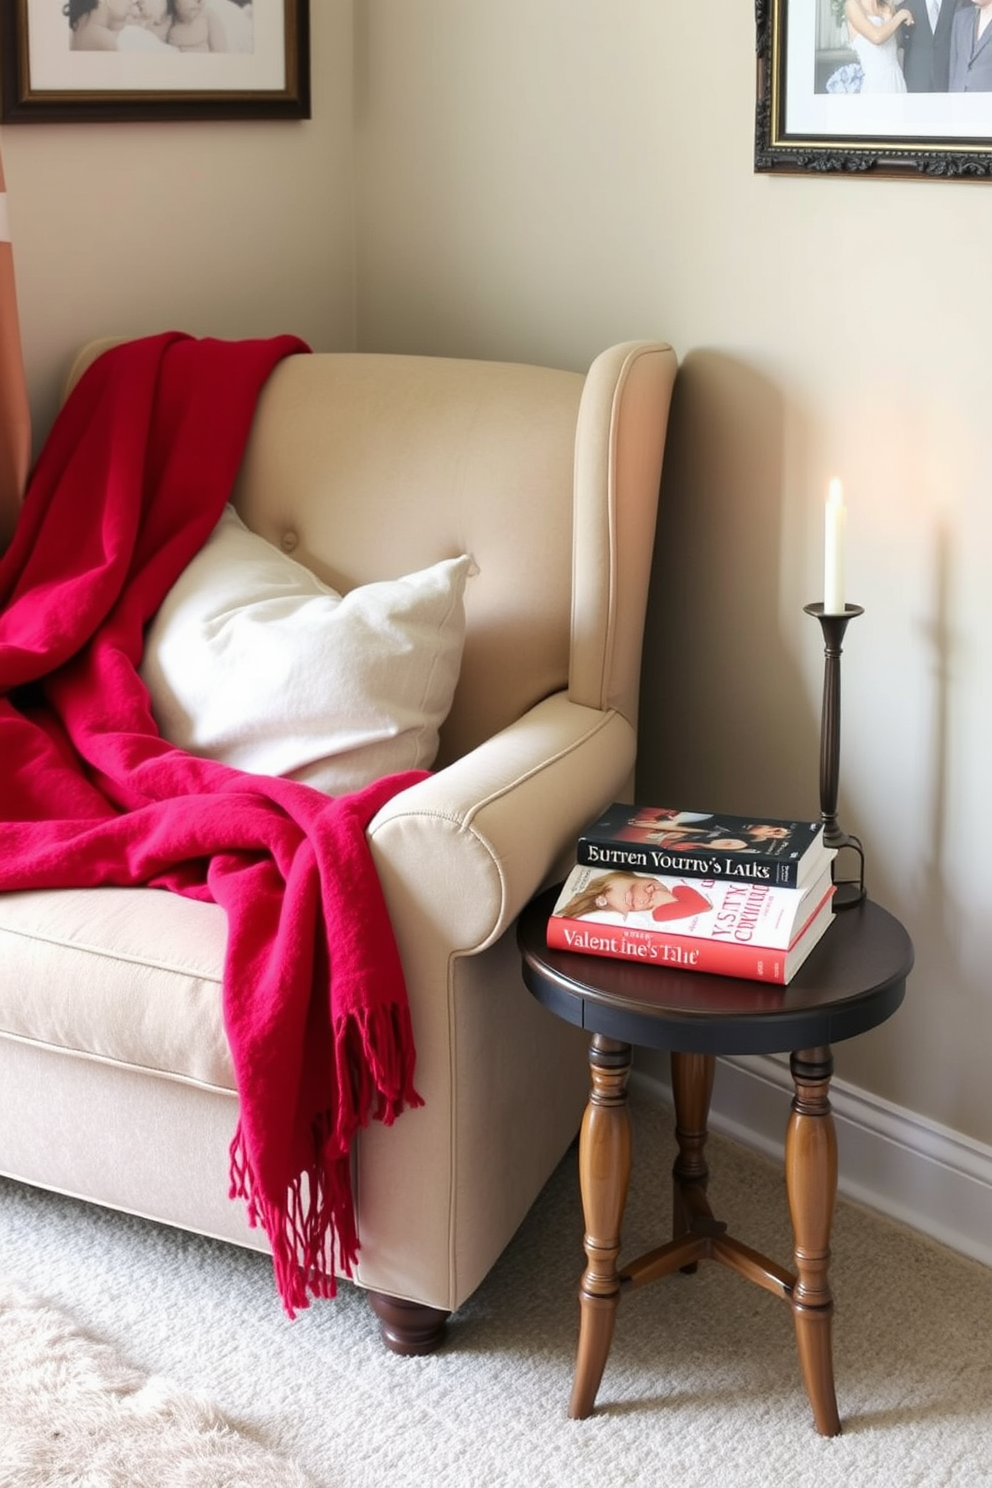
141;505;475;796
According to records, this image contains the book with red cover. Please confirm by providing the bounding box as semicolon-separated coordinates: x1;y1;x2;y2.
576;802;832;889
546;861;836;984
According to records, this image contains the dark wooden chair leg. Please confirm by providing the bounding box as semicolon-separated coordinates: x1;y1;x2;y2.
786;1046;841;1437
367;1291;451;1355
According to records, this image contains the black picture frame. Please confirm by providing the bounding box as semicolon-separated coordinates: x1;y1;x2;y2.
0;0;310;124
756;0;992;179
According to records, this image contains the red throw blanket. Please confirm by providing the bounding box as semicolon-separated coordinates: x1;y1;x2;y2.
0;333;423;1315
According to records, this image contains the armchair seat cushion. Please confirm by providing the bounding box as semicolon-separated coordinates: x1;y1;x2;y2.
0;887;232;1091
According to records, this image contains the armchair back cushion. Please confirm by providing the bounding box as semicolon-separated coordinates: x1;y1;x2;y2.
228;351;583;767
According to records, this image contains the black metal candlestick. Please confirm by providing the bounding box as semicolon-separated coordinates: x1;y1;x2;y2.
804;602;866;909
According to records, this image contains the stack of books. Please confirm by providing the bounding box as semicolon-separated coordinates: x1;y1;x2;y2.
547;803;837;985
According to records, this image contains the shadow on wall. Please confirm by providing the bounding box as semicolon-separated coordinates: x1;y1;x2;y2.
636;349;820;823
867;515;985;1123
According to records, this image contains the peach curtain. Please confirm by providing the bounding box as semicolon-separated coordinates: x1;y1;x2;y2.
0;139;31;550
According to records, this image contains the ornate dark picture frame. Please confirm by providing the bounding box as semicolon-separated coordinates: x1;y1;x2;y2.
756;0;992;179
0;0;310;124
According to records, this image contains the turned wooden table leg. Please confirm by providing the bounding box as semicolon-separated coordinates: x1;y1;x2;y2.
569;1033;632;1420
786;1046;841;1437
670;1052;716;1269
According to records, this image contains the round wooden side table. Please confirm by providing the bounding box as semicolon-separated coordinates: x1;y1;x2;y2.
517;887;913;1435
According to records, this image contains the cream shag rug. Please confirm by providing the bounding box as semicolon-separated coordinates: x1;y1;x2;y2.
0;1282;318;1488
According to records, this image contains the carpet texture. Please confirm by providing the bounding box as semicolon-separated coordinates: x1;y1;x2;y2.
1;1085;990;1488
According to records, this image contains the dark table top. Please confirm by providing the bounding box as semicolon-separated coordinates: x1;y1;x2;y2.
518;887;913;1056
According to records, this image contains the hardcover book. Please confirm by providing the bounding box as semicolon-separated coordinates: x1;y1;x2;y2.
546;861;836;984
576;802;832;889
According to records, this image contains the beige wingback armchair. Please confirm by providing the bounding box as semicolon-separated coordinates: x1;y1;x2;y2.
0;339;677;1352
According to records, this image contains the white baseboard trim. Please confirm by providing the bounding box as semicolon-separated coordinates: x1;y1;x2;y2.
632;1053;992;1272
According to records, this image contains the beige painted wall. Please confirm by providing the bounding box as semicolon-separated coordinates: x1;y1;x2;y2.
3;2;355;453
354;1;992;1147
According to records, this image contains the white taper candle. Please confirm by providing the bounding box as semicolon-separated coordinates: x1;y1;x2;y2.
824;478;846;615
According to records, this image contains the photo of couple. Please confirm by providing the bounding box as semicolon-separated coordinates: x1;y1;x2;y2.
818;0;992;94
62;0;255;55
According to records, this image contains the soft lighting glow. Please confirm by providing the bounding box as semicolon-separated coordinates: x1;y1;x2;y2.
824;478;846;615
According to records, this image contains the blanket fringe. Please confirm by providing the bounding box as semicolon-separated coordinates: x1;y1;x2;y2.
229;999;422;1319
229;1122;353;1319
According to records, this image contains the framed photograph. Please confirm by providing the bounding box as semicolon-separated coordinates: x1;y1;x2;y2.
0;0;310;124
756;0;992;179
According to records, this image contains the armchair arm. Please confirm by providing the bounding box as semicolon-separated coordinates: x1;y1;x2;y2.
367;692;635;955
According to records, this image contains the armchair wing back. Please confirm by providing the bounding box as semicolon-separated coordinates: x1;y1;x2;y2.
0;339;677;1352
